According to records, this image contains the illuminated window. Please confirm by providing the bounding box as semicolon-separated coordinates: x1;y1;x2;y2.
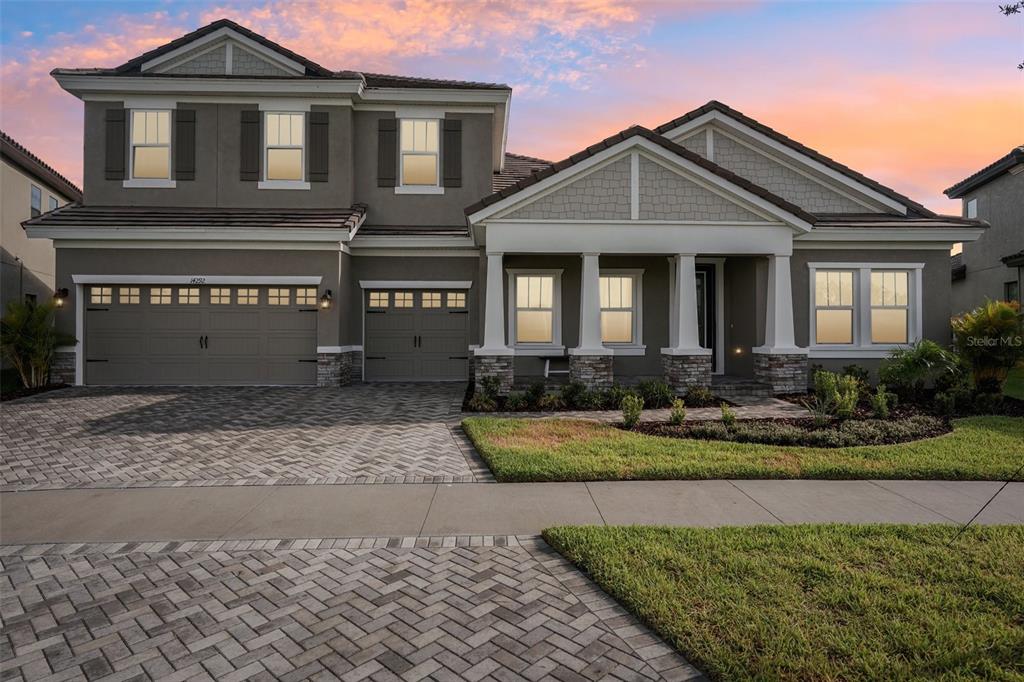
90;287;112;304
400;119;439;186
118;287;140;304
296;288;317;305
600;275;639;344
514;274;557;344
422;292;441;308
265;112;304;181
369;291;388;308
394;292;413;308
210;288;231;304
237;288;259;305
178;288;200;304
131;110;171;179
814;271;854;344
447;292;466;308
870;272;909;344
150;287;172;304
268;288;290;305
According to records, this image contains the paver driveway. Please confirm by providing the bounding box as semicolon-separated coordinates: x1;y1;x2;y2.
1;385;485;490
0;537;701;681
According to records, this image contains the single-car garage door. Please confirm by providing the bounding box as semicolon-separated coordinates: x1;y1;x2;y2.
364;289;469;381
84;285;318;385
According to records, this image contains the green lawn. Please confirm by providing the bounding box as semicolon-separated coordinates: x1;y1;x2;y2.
462;416;1024;482
544;525;1024;681
1005;366;1024;400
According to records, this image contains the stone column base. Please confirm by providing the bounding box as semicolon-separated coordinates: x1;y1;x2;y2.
474;354;514;395
317;351;353;387
661;353;712;393
51;350;76;385
349;349;363;382
752;352;808;394
569;354;614;390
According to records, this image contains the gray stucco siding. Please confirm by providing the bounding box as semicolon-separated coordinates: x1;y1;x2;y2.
53;247;344;347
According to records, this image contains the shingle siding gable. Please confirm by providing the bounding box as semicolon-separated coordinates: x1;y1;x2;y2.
504;156;631;220
639;157;762;221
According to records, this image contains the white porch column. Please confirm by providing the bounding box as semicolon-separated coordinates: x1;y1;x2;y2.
571;253;612;355
477;252;512;355
753;254;801;353
662;254;709;355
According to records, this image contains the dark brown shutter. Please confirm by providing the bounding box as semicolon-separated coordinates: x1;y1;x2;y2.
308;111;329;182
377;117;397;187
442;118;462;188
240;109;261;182
104;108;126;181
174;109;196;181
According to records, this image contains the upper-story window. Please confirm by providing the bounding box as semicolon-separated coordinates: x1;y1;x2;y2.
48;196;58;211
966;198;978;219
400;119;439;187
130;110;171;179
30;185;41;217
265;112;304;182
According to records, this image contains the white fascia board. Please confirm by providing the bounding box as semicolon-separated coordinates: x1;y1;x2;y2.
362;88;510;105
26;226;350;242
73;274;323;285
468;136;813;232
662;110;909;215
795;226;985;243
141;27;305;75
53;240;345;251
55;75;363;99
349;236;476;250
358;280;472;289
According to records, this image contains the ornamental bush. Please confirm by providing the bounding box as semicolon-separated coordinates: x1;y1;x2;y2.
878;340;962;401
952;300;1024;393
637;379;674;408
669;398;687;426
812;370;859;420
0;300;76;388
622;394;644;428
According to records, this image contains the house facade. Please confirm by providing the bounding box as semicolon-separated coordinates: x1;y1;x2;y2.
945;147;1024;315
25;19;985;394
2;131;81;312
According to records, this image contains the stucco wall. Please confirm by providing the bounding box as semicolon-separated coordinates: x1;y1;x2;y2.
951;171;1024;314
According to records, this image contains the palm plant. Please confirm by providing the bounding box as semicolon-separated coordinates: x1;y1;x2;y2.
0;300;76;389
952;300;1024;393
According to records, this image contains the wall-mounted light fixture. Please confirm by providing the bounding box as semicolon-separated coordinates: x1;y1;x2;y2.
53;288;69;308
319;290;333;310
733;347;743;355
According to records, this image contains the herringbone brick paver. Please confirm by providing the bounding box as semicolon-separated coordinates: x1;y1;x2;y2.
1;385;489;490
0;538;702;681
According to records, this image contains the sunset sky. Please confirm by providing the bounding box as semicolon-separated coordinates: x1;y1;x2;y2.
0;0;1020;214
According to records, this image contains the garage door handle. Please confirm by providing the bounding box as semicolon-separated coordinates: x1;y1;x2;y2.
366;356;386;360
449;356;468;360
86;358;108;362
87;307;109;312
297;359;317;363
366;310;386;314
448;310;469;314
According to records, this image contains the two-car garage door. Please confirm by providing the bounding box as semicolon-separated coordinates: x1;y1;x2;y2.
84;284;318;385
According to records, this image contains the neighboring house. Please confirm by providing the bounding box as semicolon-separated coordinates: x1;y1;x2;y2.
1;131;82;311
24;19;985;394
945;147;1024;314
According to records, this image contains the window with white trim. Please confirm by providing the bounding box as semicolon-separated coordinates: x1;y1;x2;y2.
30;185;41;217
600;273;641;345
264;112;304;181
809;264;922;350
512;274;558;345
400;119;439;186
130;110;171;179
966;198;978;219
48;196;58;212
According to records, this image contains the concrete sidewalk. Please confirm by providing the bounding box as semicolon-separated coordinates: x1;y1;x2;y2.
1;480;1021;545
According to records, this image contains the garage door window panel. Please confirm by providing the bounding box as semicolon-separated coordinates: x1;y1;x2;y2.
394;292;413;308
268;288;290;305
447;292;466;309
178;288;199;304
118;287;140;304
210;288;231;304
296;288;317;306
90;287;112;304
369;291;389;308
422;292;441;308
237;288;259;305
151;288;172;305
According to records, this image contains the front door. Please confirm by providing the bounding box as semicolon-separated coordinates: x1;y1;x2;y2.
695;265;717;372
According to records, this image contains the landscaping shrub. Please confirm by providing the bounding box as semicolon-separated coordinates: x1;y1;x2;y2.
720;403;737;427
933;391;955;416
504;392;528;411
467;393;497;412
813;370;859;420
803;395;833;428
560;381;587;409
622;394;644;428
603;384;637;410
538;393;565;411
878;340;962;402
974;391;1005;414
687;421;730;441
728;422;804;445
478;376;502;401
637;379;674;408
683;384;716;407
952;300;1024;393
576;389;605;410
841;364;871;386
525;381;546;409
670;415;948;448
0;300;76;389
869;384;890;419
669;398;687;426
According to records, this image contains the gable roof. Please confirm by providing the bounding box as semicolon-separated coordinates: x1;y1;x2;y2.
655;101;936;218
1;130;82;201
53;18;509;91
944;146;1024;199
467;125;817;225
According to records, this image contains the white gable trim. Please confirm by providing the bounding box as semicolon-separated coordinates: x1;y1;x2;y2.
469;135;813;232
141;27;306;75
661;110;909;215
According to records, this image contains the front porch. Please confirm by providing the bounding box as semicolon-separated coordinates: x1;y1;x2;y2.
472;251;809;395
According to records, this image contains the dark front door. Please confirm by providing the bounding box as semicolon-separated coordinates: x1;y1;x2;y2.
695;265;717;372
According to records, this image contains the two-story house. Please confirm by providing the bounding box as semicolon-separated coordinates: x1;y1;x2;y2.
945;147;1024;314
25;19;985;394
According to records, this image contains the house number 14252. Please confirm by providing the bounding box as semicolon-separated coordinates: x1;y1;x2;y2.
189;277;207;285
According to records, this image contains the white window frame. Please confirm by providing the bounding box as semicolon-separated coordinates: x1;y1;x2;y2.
30;184;41;217
125;109;175;188
600;269;645;355
966;198;978;220
259;111;309;190
395;117;444;195
507;269;563;355
48;195;59;212
807;262;924;358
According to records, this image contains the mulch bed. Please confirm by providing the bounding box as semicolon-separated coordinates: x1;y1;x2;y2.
1;383;68;403
779;391;1024;418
